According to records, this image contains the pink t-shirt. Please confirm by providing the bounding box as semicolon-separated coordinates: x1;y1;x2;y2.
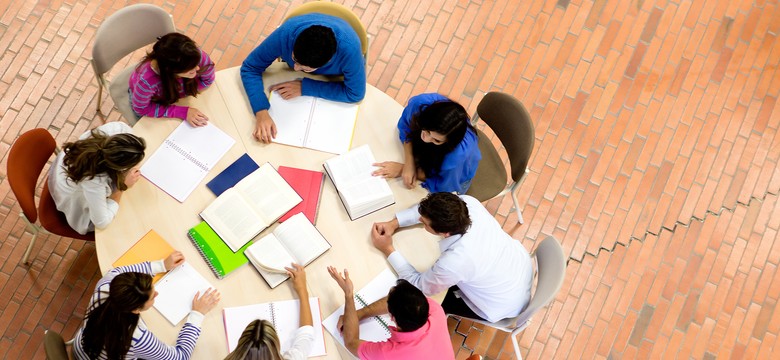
357;298;455;360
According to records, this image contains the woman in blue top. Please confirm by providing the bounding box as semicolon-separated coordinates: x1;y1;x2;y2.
373;93;481;194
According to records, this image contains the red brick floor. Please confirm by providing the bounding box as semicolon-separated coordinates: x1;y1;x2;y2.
1;0;779;359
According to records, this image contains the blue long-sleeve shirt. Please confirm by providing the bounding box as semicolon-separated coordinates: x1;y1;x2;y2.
398;93;481;194
240;13;366;113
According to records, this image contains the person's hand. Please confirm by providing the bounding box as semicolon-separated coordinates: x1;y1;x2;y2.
164;251;185;271
327;266;354;295
254;110;277;143
124;168;142;188
192;288;221;314
270;80;303;99
374;219;400;236
285;263;308;296
371;161;403;178
401;162;417;188
186;107;209;127
371;222;396;256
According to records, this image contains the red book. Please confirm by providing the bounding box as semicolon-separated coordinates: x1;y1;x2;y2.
277;166;324;224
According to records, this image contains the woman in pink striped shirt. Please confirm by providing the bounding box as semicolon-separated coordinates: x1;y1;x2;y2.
129;33;215;127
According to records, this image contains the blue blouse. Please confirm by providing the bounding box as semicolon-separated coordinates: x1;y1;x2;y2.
398;93;481;194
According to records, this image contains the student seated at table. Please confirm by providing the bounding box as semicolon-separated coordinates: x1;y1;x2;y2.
129;32;215;127
371;192;533;323
372;93;481;194
327;267;455;359
47;122;145;235
223;264;314;360
72;252;221;360
240;13;366;143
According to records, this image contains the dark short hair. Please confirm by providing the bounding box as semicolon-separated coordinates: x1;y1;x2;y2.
387;279;429;332
418;192;471;235
293;25;337;68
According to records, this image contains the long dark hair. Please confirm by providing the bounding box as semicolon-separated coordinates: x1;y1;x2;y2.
62;129;145;191
224;319;283;360
81;272;153;359
407;100;475;178
139;32;210;105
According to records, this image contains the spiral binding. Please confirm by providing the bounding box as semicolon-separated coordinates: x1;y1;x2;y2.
165;139;209;171
269;303;277;327
355;294;391;334
187;231;224;279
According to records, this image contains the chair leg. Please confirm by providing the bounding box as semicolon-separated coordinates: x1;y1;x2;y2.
96;83;103;113
512;188;524;224
21;229;38;265
511;328;523;360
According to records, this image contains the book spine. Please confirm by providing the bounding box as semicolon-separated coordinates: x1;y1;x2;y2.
187;230;224;279
167;139;209;171
355;294;391;335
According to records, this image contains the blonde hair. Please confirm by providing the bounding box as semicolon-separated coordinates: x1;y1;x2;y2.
224;320;283;360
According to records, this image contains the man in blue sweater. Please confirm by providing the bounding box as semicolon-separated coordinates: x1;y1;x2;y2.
241;13;366;143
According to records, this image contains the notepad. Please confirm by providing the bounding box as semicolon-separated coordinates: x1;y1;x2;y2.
323;269;397;346
187;221;250;279
141;121;235;202
206;153;260;196
223;297;327;356
200;163;302;252
323;144;395;220
154;262;213;325
112;230;174;284
269;91;359;155
277;166;324;224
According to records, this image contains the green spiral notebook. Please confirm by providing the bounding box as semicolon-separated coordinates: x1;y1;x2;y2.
187;221;251;279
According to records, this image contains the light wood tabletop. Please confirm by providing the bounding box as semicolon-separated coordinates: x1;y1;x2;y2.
95;63;440;359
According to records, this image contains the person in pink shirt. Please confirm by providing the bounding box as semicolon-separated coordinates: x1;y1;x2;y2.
328;267;455;360
129;32;215;127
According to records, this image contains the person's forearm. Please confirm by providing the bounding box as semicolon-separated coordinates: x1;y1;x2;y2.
358;297;388;319
343;292;361;354
403;141;414;166
297;289;313;327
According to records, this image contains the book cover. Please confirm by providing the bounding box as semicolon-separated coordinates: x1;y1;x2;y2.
277;166;324;224
112;229;174;283
206;153;260;196
187;221;251;279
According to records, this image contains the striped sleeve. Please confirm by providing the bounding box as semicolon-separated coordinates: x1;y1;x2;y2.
196;49;215;91
131;322;202;360
130;65;189;120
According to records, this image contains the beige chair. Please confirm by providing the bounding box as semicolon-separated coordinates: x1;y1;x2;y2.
44;330;73;360
91;4;175;125
284;1;369;64
448;236;566;360
465;92;535;223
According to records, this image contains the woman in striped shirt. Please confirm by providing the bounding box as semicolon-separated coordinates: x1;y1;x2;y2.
129;33;215;127
73;252;220;360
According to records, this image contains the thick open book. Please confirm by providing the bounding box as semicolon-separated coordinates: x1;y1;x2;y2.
141;121;235;202
200;163;302;252
322;269;398;348
154;262;213;325
269;91;359;155
223;297;327;357
323;144;395;220
245;213;331;288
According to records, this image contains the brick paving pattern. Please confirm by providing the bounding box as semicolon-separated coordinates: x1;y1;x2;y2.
1;0;779;359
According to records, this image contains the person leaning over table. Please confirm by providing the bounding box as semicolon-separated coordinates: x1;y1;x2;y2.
327;267;455;360
47;122;145;235
223;264;315;360
129;32;216;127
72;252;221;360
371;192;534;323
240;13;366;143
372;93;481;194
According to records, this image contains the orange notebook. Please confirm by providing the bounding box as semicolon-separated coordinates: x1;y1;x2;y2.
277;166;324;224
112;230;175;283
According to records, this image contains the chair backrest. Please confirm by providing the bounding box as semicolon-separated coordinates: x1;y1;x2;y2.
475;92;535;182
284;1;369;58
7;129;57;223
91;3;175;76
44;330;69;360
512;236;566;327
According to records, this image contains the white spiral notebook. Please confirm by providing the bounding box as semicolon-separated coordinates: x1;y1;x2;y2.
141;121;235;202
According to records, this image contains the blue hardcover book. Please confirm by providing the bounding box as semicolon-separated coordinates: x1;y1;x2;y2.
206;153;260;196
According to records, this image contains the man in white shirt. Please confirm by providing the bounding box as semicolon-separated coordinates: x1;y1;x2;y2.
371;193;534;322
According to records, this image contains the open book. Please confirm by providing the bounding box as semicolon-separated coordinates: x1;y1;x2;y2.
269;91;359;155
245;213;331;288
154;262;213;325
141;121;235;202
223;297;327;357
200;163;302;252
322;269;398;348
323;144;395;220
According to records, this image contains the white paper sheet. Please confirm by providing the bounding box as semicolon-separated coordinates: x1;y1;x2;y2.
153;262;213;325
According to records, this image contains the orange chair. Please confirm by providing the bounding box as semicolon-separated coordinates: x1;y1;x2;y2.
7;129;95;264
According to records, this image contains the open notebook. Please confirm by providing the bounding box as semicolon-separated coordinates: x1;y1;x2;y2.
223;298;327;357
141;122;235;202
153;262;214;325
322;269;398;347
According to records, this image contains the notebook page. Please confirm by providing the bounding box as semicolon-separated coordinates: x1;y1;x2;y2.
234;163;302;225
275;213;331;265
153;262;213;325
223;303;273;351
269;92;315;148
305;99;359;155
166;121;235;169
